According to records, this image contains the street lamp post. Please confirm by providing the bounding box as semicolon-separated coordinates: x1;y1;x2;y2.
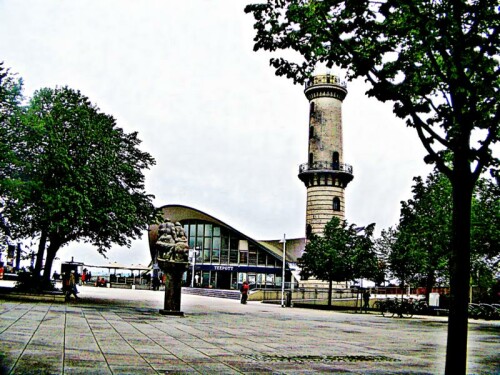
280;234;286;307
190;247;199;288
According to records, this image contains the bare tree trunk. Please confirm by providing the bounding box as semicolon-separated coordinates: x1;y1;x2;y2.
42;241;59;284
34;231;47;278
444;162;474;375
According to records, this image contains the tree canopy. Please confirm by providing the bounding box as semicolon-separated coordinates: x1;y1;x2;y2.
377;170;499;300
395;173;452;292
0;62;24;244
245;1;498;181
1;81;157;284
245;1;499;372
299;216;378;305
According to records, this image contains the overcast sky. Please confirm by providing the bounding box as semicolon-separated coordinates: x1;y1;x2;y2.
0;0;433;270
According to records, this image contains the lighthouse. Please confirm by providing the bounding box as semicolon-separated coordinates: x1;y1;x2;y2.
298;74;354;238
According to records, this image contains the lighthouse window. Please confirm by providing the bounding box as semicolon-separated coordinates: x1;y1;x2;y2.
310;102;315;116
309;126;314;138
333;197;341;211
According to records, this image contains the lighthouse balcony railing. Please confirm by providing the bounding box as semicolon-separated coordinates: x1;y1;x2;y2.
299;161;353;175
305;74;347;88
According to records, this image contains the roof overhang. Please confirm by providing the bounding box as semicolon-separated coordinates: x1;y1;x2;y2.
149;204;297;263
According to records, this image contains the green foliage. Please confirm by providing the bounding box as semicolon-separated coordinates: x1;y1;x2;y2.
470;178;500;295
394;173;452;287
245;2;499;371
299;217;379;284
245;1;499;180
1;83;158;280
379;170;499;295
0;62;24;243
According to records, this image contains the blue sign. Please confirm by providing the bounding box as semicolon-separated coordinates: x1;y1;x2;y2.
195;264;282;273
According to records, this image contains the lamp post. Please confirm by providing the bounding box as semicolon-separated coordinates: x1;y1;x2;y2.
190;247;199;288
280;234;286;307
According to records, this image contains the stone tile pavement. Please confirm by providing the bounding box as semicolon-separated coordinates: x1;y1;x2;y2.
0;284;499;374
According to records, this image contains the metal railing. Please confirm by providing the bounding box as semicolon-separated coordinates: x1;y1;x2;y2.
299;161;353;174
305;74;346;88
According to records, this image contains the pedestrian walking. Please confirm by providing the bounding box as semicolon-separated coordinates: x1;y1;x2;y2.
66;271;79;301
240;281;249;304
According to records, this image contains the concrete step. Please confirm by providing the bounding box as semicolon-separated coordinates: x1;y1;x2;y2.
182;287;241;300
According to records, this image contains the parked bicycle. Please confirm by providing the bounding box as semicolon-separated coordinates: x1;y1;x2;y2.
374;297;429;318
374;298;415;318
413;299;429;315
468;303;500;320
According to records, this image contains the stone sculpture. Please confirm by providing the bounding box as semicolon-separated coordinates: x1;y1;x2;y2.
152;219;190;316
155;220;189;264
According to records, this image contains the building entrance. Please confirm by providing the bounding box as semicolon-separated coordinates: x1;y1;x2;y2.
217;272;231;289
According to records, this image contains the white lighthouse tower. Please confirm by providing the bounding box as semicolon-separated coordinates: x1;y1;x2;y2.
298;74;354;238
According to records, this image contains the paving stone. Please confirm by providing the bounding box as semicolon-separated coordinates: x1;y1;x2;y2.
0;284;499;374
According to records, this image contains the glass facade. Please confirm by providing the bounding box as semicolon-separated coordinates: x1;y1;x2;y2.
182;219;282;290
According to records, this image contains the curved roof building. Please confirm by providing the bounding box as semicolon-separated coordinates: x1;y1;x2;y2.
149;204;303;290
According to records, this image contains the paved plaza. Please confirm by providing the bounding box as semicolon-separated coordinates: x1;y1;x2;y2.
0;283;498;374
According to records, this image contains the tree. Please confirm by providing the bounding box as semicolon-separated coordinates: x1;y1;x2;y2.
397;172;453;297
298;216;378;306
380;171;498;301
0;62;24;245
2;86;157;285
245;2;499;372
470;178;499;301
376;226;423;291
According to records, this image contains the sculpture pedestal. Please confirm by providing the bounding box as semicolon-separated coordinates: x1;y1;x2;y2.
158;261;188;316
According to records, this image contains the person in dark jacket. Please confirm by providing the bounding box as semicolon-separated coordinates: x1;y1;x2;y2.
362;289;370;313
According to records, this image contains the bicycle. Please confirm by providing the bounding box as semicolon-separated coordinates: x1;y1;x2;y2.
382;298;414;318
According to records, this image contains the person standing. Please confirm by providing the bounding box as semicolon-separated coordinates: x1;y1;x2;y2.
152;276;160;291
240;281;249;304
363;289;370;313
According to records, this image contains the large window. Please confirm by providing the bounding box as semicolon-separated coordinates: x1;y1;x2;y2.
182;220;278;268
197;224;204;237
229;237;239;263
212;237;220;263
239;240;249;265
239;252;248;264
248;244;257;265
258;249;266;265
203;236;211;262
221;233;229;264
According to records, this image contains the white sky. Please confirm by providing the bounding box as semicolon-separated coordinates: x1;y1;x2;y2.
0;0;432;271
